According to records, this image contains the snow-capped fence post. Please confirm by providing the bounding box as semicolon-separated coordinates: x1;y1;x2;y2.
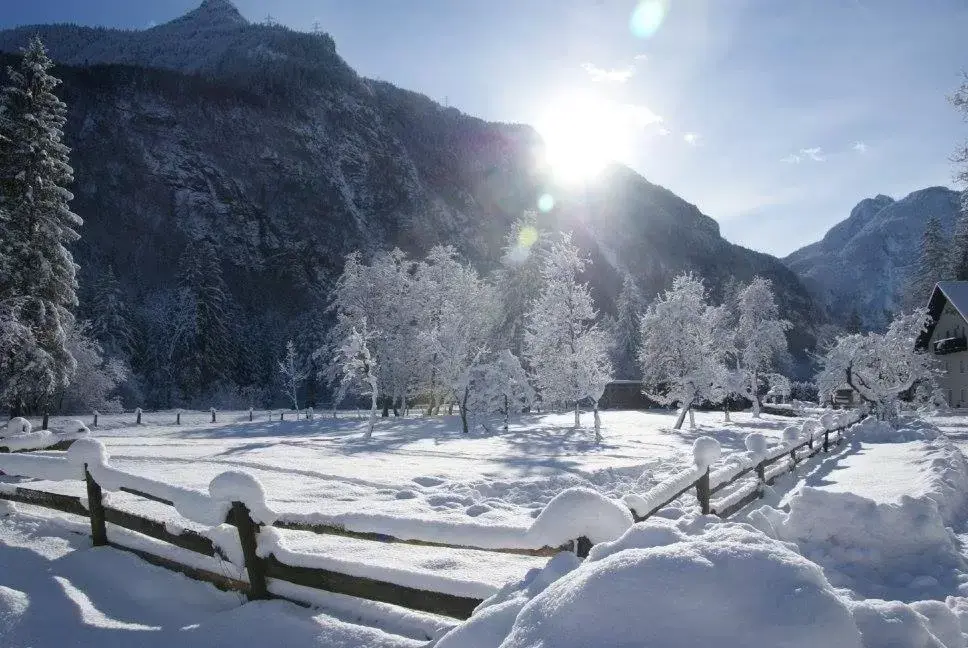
42;412;49;430
84;467;107;547
228;501;268;600
695;469;711;515
92;410;98;428
135;408;142;425
249;407;253;422
211;408;216;424
280;411;284;421
823;430;830;453
307;407;313;420
176;409;181;425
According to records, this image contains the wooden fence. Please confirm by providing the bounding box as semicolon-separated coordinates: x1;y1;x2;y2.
0;413;863;621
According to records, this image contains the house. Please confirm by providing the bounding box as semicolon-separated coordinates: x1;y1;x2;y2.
916;281;968;407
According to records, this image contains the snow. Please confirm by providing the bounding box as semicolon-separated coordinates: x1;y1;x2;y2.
849;599;954;648
4;417;31;436
441;516;865;648
782;424;803;444
208;470;276;525
526;487;632;546
1;430;56;452
745;431;768;454
691;435;721;468
0;453;78;482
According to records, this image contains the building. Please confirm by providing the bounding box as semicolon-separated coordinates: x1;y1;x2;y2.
916;281;968;407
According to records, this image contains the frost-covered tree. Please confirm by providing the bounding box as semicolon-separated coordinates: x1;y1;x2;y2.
89;265;132;357
611;273;644;379
176;239;233;395
278;339;308;411
334;318;379;439
524;234;613;427
414;246;499;431
816;309;938;419
493;215;548;357
733;277;792;417
0;37;81;414
468;350;535;432
58;320;127;413
904;216;946;309
638;273;726;429
950;73;968;213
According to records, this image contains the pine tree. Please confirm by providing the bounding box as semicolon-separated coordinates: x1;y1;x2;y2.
176;239;233;396
0;37;81;413
89;265;132;357
907;216;946;307
611;273;644;379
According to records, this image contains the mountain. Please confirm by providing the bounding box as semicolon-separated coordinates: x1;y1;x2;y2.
784;186;961;330
0;1;824;403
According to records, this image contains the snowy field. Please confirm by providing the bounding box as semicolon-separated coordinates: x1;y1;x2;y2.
12;408;798;529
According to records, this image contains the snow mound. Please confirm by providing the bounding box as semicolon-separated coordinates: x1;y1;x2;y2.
852;417;941;443
745;432;768;455
443;518;863;648
821;411;837;430
4;417;30;436
66;437;109;467
0;585;29;635
692;436;721;468
748;487;965;600
209;471;277;525
782;425;802;444
527;488;633;546
849;599;954;648
909;600;964;648
63;419;90;434
0;430;56;452
802;419;823;439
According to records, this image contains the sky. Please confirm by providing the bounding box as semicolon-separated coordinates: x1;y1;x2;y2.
2;0;967;256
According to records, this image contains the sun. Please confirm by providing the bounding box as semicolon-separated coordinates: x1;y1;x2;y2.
535;93;629;184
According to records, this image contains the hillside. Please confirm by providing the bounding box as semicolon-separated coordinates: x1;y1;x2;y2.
784;186;960;330
0;0;824;403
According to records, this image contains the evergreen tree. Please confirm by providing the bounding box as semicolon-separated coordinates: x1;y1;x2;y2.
907;217;946;308
176;239;233;396
611;273;644;379
0;37;81;413
493;214;547;357
89;265;132;357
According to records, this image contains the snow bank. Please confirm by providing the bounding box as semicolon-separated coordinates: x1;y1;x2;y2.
526;488;632;546
745;432;768;455
0;430;57;452
848;599;958;648
209;471;277;525
439;517;864;648
782;425;802;444
3;417;30;436
749;487;966;600
622;466;703;519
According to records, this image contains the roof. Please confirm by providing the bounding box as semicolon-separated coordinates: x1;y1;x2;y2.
916;281;968;349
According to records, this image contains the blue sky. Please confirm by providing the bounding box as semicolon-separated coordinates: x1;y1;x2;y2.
2;0;967;256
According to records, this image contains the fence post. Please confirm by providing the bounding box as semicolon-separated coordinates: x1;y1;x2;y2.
229;501;268;600
756;461;766;494
575;536;593;558
249;408;253;422
92;410;98;428
84;467;107;547
176;410;181;425
823;430;830;453
211;408;216;424
42;412;49;430
136;408;142;425
696;468;711;515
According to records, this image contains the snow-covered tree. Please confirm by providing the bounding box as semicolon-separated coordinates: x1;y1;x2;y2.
492;214;548;357
815;309;938;419
278;339;308;411
638;273;726;429
89;265;132;357
950;73;968;214
468;350;535;432
334;318;379;439
414;246;499;432
611;273;644;379
904;216;946;309
0;37;81;413
733;277;792;417
524;234;613;428
58;320;127;413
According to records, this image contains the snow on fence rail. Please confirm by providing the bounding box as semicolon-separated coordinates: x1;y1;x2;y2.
0;409;865;621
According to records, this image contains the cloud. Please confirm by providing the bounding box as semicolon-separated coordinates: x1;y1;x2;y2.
633;53;649;61
683;132;701;146
800;147;825;162
853;141;868;153
781;154;801;164
581;62;636;83
658;127;671;136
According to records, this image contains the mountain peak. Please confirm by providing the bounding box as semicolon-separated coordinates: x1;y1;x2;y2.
166;0;247;29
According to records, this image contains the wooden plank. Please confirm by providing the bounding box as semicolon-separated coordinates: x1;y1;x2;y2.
710;465;757;495
106;541;248;593
104;507;219;558
714;485;763;519
695;469;711;515
230;501;269;600
631;480;699;522
85;468;107;547
0;438;77;453
0;487;88;516
118;486;174;506
272;520;564;557
264;555;481;619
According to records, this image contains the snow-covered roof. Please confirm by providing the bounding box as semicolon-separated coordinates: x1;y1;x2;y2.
916;281;968;349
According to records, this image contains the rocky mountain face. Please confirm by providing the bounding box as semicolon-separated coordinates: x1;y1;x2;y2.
0;0;825;397
784;187;961;331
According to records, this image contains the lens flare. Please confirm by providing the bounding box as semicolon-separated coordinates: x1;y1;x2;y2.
518;225;539;249
506;225;541;265
537;193;555;213
630;0;668;39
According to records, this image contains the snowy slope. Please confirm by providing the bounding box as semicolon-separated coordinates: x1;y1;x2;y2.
784;186;960;330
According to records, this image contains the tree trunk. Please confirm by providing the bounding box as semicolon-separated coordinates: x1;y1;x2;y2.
381;396;389;418
459;388;470;435
503;395;510;432
574;402;580;428
673;399;694;430
392;397;400;417
724;401;731;422
689;407;696;429
751;371;761;418
593;400;601;442
366;391;377;439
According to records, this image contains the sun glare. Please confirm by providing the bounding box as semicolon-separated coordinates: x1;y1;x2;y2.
536;94;634;184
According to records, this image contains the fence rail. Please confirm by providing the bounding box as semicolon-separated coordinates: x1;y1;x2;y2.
0;409;865;622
